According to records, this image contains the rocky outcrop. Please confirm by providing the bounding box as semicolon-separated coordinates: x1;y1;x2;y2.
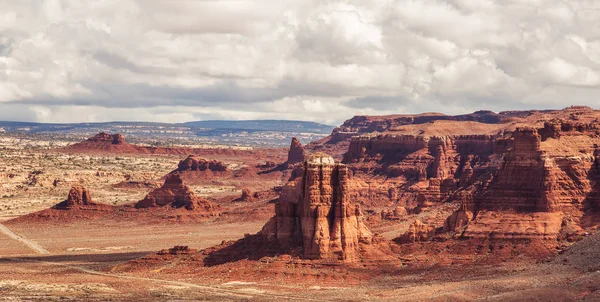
443;204;473;233
397;220;437;243
135;174;219;213
381;206;408;220
342;133;498;211
260;153;375;261
176;155;228;172
239;189;254;202
53;186;111;210
287;137;305;165
158;246;198;255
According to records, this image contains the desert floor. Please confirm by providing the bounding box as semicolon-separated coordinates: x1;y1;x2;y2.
0;138;598;301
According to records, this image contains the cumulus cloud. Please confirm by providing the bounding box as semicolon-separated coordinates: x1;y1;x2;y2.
1;0;600;124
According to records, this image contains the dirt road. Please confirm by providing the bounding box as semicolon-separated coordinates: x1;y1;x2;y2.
0;223;49;254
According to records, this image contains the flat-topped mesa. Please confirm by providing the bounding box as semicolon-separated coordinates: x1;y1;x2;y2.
332;111;507;137
260;153;373;261
287;137;305;165
176;155;227;172
87;132;126;145
135;173;218;212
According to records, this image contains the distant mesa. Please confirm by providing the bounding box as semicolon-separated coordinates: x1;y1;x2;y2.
60;132;259;157
61;132;138;154
87;132;126;145
176;155;228;172
135;173;220;214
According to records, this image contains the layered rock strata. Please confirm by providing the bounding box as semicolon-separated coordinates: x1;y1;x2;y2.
260;153;375;261
342;134;500;210
475;128;545;211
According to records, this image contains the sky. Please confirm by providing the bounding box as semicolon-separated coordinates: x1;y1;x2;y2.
1;0;600;125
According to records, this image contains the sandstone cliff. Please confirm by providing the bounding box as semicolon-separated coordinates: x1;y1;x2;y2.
325;107;600;246
439;124;600;243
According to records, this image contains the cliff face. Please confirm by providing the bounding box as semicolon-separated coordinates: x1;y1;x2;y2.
475;128;545;211
135;174;219;213
261;154;374;261
341;134;500;211
324;107;600;246
344;134;496;179
443;125;600;242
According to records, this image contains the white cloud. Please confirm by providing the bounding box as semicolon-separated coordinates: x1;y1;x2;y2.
0;0;599;124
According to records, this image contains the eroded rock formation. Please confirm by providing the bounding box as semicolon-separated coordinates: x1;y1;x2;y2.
287;137;305;165
260;153;375;261
475;128;545;211
53;186;111;210
135;174;219;213
397;220;437;243
438;125;599;243
176;155;228;172
340;133;500;211
239;189;254;202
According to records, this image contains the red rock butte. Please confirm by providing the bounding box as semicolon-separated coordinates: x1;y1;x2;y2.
53;186;110;210
261;153;387;262
135;173;219;213
87;132;126;144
